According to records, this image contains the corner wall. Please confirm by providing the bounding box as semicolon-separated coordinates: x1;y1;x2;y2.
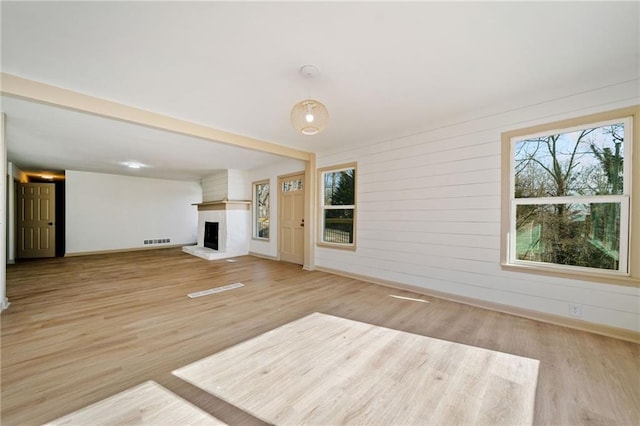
6;163;23;264
315;79;640;332
65;171;201;254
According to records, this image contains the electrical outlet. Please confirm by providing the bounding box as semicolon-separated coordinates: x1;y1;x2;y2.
569;303;582;318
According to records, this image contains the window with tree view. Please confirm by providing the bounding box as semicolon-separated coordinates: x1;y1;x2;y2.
320;165;356;246
510;117;631;273
254;181;269;239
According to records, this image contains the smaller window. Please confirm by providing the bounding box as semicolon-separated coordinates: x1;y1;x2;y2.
319;163;356;248
282;178;303;192
253;180;270;240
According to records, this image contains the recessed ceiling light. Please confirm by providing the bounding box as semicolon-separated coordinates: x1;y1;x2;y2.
123;161;144;169
41;175;54;180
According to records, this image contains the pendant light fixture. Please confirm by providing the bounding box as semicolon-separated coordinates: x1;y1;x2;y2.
291;65;329;135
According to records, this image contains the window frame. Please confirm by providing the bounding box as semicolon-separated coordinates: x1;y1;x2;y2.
317;162;357;250
252;179;270;241
501;106;640;286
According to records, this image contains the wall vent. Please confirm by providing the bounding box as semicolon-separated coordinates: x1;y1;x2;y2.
144;238;171;245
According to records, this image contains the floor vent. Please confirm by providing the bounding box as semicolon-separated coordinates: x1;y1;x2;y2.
188;283;244;299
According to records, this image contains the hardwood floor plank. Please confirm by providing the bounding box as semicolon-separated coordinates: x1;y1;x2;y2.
174;313;539;425
45;381;226;426
2;248;639;425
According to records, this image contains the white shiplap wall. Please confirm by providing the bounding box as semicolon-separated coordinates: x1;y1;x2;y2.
201;170;228;202
202;169;250;201
316;80;640;332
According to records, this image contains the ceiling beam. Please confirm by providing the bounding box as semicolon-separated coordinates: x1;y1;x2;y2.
0;72;312;162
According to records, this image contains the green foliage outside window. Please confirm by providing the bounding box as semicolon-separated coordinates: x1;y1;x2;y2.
322;168;355;244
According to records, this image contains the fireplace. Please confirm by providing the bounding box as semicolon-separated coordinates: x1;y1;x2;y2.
183;199;250;261
204;222;219;250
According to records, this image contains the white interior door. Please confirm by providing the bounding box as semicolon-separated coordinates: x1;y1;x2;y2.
18;182;56;258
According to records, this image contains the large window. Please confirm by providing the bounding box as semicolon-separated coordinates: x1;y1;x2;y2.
502;107;639;283
253;180;269;240
319;163;356;248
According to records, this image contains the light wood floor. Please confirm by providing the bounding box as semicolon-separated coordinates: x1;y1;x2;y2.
45;380;227;426
174;312;539;425
2;248;639;425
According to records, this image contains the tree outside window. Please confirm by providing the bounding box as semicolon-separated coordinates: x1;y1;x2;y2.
511;118;630;273
320;165;356;246
254;181;269;239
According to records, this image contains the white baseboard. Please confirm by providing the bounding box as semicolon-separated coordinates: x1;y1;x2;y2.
248;251;279;261
65;244;187;257
314;265;640;344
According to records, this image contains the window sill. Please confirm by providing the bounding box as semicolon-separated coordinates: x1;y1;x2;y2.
316;241;356;251
501;263;639;288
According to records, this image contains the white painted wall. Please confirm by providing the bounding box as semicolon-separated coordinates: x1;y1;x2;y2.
6;163;27;264
228;169;250;200
10;162;27;182
316;79;640;332
1;114;8;310
66;171;201;254
247;159;306;258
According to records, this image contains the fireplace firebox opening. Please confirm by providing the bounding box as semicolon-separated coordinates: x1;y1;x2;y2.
204;222;219;250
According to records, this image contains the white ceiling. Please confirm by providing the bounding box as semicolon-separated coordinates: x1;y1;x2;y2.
1;1;638;181
1;95;296;181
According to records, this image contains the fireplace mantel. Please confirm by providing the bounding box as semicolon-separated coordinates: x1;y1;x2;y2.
192;200;251;211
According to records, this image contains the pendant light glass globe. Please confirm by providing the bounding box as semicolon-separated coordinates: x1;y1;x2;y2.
291;99;329;135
